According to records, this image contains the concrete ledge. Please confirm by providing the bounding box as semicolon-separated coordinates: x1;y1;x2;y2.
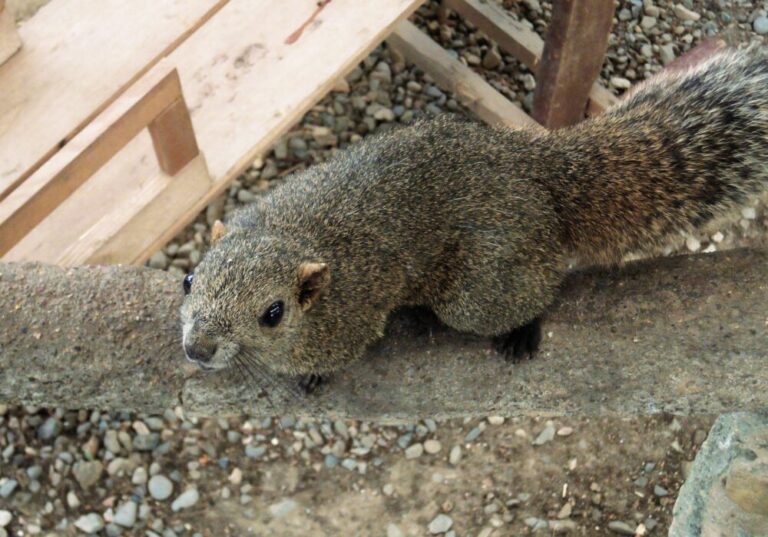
0;249;766;419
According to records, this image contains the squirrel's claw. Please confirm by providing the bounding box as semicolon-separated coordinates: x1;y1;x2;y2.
493;317;542;363
297;374;324;395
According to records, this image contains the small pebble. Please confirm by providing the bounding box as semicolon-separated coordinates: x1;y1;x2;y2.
607;520;636;535
148;475;174;501
424;440;442;454
113;501;138;528
171;488;200;512
74;513;105;534
449;446;462;465
754;16;768;35
428;514;453;534
405;443;424;459
0;511;11;528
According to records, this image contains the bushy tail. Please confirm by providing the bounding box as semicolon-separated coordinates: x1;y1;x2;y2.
542;47;768;264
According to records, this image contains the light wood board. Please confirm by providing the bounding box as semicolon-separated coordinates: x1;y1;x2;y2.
0;0;226;202
0;66;202;256
4;0;424;265
0;0;21;66
387;21;541;131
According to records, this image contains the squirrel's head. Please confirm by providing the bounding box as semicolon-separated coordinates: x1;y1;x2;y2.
179;221;330;376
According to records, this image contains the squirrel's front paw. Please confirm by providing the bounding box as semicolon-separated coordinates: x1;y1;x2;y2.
297;374;324;395
493;317;542;363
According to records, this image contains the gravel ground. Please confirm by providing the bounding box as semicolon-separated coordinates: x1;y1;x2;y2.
4;1;768;535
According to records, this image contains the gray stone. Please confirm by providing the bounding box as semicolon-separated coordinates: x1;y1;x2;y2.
670;412;768;537
147;251;168;270
148;475;173;501
72;461;103;489
0;511;11;528
659;44;676;65
405;443;423;459
673;4;700;21
654;485;669;497
532;422;556;446
113;501;138;528
386;523;405;537
245;445;266;459
449;445;462;465
753;16;768;34
171;488;199;512
428;514;453;534
640;16;657;30
74;513;105;534
37;417;60;440
464;427;483;443
482;48;501;70
607;520;636;535
132;433;159;451
269;499;298;518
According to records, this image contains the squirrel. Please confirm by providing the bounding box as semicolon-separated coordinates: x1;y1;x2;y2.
180;47;768;390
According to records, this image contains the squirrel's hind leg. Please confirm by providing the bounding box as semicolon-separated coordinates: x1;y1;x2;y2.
492;317;542;363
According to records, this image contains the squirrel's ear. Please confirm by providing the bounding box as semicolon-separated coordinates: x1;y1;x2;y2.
211;220;227;244
297;262;330;311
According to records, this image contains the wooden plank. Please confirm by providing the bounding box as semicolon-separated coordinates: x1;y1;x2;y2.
56;154;211;266
0;0;227;203
149;97;200;176
5;0;425;265
0;0;21;66
387;20;541;130
445;0;618;115
532;0;614;128
0;67;192;256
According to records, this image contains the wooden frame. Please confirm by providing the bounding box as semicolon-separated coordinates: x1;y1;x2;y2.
531;0;614;128
0;63;209;257
0;0;21;66
443;0;617;117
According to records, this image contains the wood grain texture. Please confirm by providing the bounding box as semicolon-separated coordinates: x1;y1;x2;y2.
6;0;424;265
0;0;226;202
0;0;21;66
0;67;194;257
532;0;614;128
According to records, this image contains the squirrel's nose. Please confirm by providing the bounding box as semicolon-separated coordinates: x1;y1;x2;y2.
184;340;217;367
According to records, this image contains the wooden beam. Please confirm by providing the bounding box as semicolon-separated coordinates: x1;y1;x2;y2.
148;96;201;176
531;0;614;128
444;0;618;115
4;0;426;266
0;65;204;257
0;0;21;66
387;20;541;130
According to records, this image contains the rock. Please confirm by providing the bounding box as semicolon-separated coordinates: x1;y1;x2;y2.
724;459;768;515
405;443;423;459
607;520;636;535
449;445;462;465
104;430;121;454
618;8;633;21
0;480;16;499
482;48;501;70
685;236;700;252
171;488;199;512
67;491;81;508
741;207;757;220
237;189;257;204
487;416;505;425
640;16;657;30
659;44;676;65
670;412;768;536
532;422;556;446
424;440;442;454
133;433;159;451
387;523;405;537
132;467;148;485
113;501;138;528
269;499;298;518
148;475;174;501
0;511;11;527
610;77;632;90
654;485;669;497
73;461;103;489
245;445;267;459
428;514;453;534
74;513;105;534
464;426;483;443
753;16;768;35
37;417;60;440
148;251;169;270
205;196;226;227
557;426;574;437
673;4;700;21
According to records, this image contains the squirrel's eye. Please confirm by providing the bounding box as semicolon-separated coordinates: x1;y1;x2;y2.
261;301;284;327
183;273;194;295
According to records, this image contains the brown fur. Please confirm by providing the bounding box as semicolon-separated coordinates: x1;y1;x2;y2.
180;47;768;376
